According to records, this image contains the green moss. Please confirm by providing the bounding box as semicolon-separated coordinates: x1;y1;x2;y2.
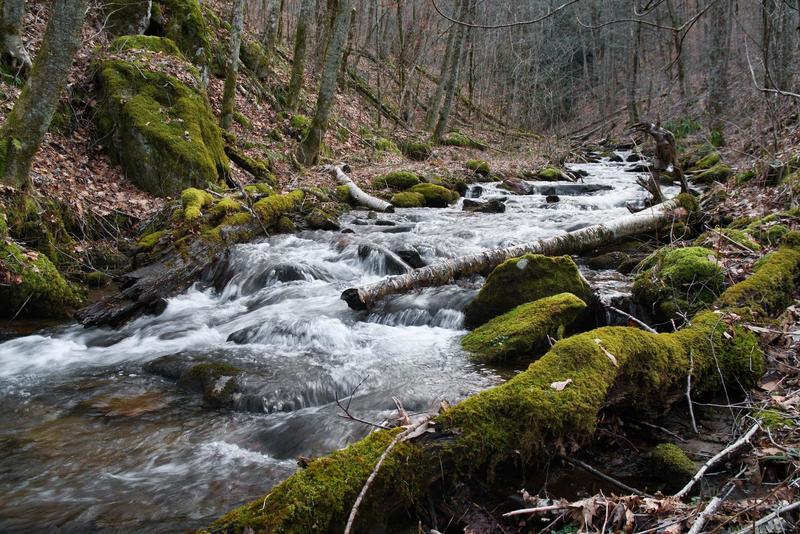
253;189;305;227
633;246;723;322
465;159;490;177
109;35;183;56
159;0;211;67
233;111;252;130
372;137;400;154
335;185;351;203
239;39;268;78
372;171;420;190
680;143;714;170
243;182;274;198
289;114;311;137
537;166;563;181
181;187;213;220
407;183;458;208
138;230;167;250
390;191;426;208
754;409;795;430
465;254;592;328
462;293;587;363
94;54;229;196
691;163;733;185
400;141;432;161
0;213;7;238
689;151;721;171
695;228;761;252
0;241;86;318
211;197;242;218
675;192;700;214
275;216;296;233
441;131;483;149
651;443;696;482
83;270;111;288
735;170;756;185
716;245;800;317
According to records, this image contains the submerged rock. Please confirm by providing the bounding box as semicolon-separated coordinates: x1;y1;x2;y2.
462;198;506;213
461;293;587;363
146;354;241;407
464;254;593;328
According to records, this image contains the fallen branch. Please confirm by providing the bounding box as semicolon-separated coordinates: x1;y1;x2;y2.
674;423;759;499
607;305;657;333
731;501;800;534
688;483;735;534
559;455;653;498
342;196;693;309
327;164;394;213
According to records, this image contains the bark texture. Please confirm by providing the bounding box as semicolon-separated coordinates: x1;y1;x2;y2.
220;0;246;130
285;0;313;110
296;0;351;165
342;195;696;310
0;0;87;189
433;0;467;142
329;165;394;212
0;0;31;71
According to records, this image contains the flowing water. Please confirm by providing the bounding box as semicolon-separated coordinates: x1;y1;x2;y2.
0;155;678;532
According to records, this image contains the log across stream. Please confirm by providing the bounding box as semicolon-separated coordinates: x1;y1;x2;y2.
0;154;680;531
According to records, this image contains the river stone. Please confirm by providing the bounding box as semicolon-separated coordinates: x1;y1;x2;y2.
462;198;506;213
626;164;651;173
305;208;340;231
395;249;426;269
609;154;624;162
464;254;593;328
498;178;533;195
546;195;560;203
626;153;643;162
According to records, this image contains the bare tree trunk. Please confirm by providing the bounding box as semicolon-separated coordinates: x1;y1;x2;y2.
0;0;31;72
433;0;468;143
707;0;732;135
296;0;351;165
425;22;456;129
338;7;356;89
328;165;393;212
626;20;641;124
666;0;688;104
286;0;313;111
0;0;87;190
221;0;246;130
342;197;691;310
261;0;280;55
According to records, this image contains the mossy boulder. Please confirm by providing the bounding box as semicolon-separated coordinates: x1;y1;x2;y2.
536;166;565;181
109;35;182;56
176;361;241;407
105;0;153;37
462;293;587;363
371;171;420;190
305;209;340;231
407;183;458;208
465;159;490;177
94;43;228;196
390;191;426;208
633;246;724;323
181;187;213;220
400;140;432;161
680;143;715;170
688;151;721;172
239;39;269;79
650;443;696;486
253;189;305;227
372;137;400;154
288;114;311;139
442;132;482;149
691;163;732;185
157;0;211;69
464;254;593;328
0;240;86;318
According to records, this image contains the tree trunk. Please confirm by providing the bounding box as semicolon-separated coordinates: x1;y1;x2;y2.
0;0;87;190
261;0;281;53
285;0;313;111
425;22;457;130
626;21;641;124
0;0;31;72
342;196;694;310
707;0;731;135
328;164;393;212
337;7;356;89
432;0;468;143
220;0;246;130
296;0;351;166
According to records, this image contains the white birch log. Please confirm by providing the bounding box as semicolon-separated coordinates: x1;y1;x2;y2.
328;164;394;213
342;198;688;309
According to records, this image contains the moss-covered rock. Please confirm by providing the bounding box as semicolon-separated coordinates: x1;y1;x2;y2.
688;151;721;172
400;140;432;161
691;163;733;185
0;240;86;318
109;35;182;56
407;183;458;208
371;171;420;190
536;166;565;181
224;145;275;186
94;43;228;196
442;131;482;149
464;254;593;328
243;182;274;199
650;443;696;484
239;39;269;79
137;229;167;251
680;143;715;170
465;159;490;177
288;114;310;139
372;137;400;154
462;293;587;363
390;191;426;208
177;361;241;407
305;208;340;231
157;0;211;69
105;0;153;37
633;246;723;323
181;187;213;220
253;189;305;227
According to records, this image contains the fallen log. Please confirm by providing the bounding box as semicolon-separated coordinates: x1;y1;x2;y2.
342;194;697;310
208;240;800;534
328;164;394;213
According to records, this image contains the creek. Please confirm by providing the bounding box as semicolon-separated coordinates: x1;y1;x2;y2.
0;155;678;531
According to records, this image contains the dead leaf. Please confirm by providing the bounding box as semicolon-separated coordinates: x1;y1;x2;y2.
551;379;573;391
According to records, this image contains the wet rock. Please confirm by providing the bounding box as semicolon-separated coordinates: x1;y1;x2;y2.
534;183;612;196
395;249;426;269
374;219;396;226
367;211;378;219
305;208;340;231
498;178;533;195
546;195;560;203
609;154;624;162
626;153;643;162
453;181;469;197
340;228;354;234
358;244;413;274
379;225;413;234
462;198;506;213
626;164;651;173
351;218;369;225
468;186;483;198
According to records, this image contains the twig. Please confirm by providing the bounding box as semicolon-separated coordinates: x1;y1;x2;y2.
607;305;657;333
503;503;572;518
687;351;699;434
674;423;759;499
559;455;655;498
344;415;432;534
639;421;688;443
730;500;800;533
687;484;735;534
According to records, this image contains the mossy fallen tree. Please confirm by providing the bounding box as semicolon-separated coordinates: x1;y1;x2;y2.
342;195;697;310
75;189;306;327
327;165;394;213
208;241;800;534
